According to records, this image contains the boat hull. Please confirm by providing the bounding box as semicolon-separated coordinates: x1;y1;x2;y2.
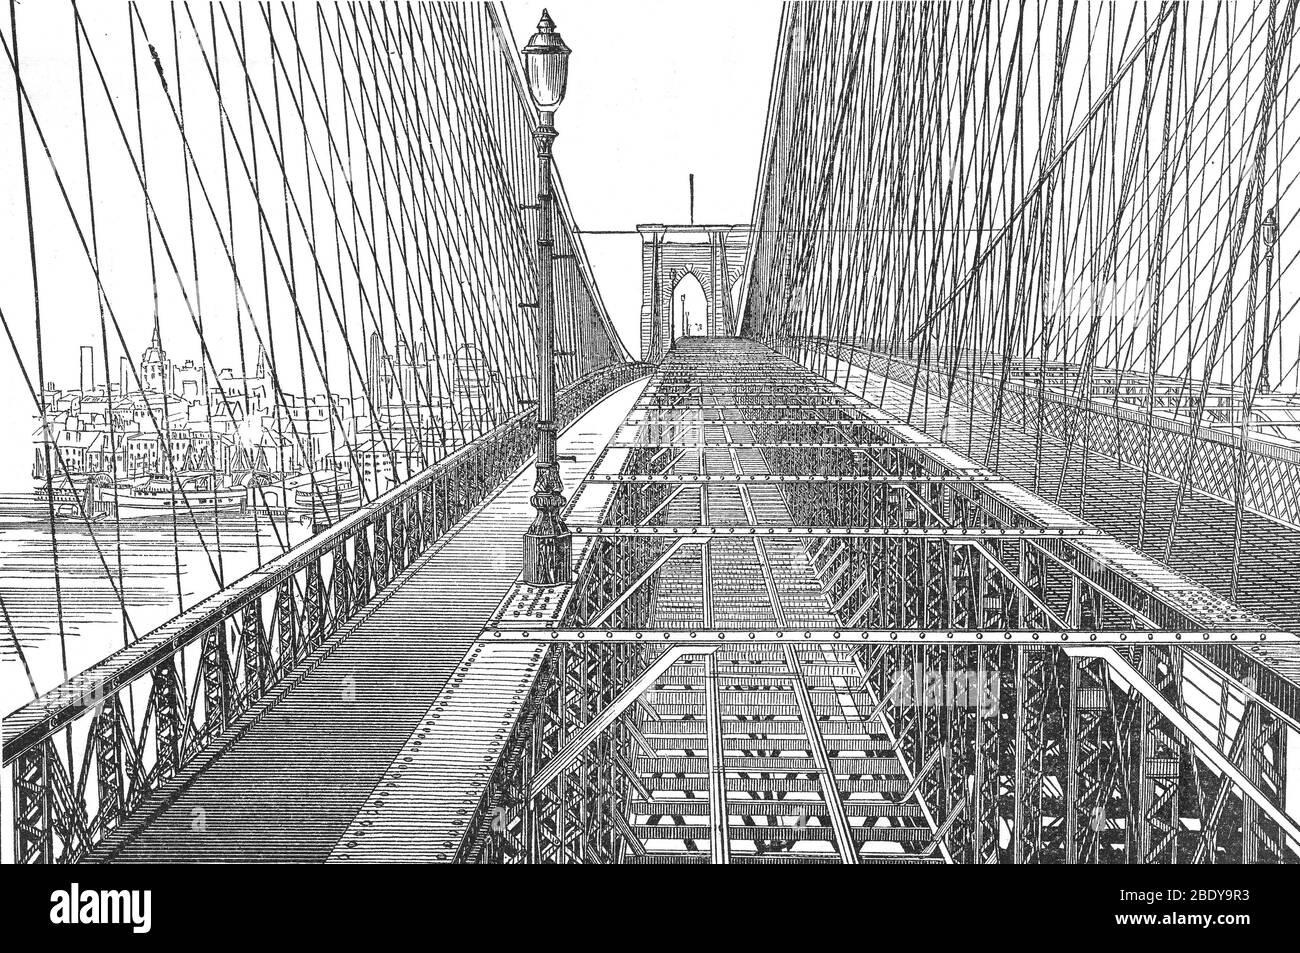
101;489;247;521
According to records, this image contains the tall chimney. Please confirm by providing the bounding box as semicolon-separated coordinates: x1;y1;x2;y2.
80;346;95;392
120;356;131;396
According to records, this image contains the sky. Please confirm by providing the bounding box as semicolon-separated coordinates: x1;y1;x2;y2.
500;1;781;349
0;1;782;490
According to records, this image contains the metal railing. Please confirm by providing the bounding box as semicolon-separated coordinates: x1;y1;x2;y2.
802;339;1300;530
2;361;649;864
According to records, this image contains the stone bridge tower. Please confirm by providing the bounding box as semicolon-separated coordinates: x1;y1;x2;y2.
639;224;751;361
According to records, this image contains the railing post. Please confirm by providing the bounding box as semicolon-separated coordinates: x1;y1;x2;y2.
13;741;53;863
372;513;390;592
154;657;182;779
94;694;125;834
274;579;297;669
391;498;407;574
305;542;326;651
242;598;267;700
352;526;371;613
434;476;448;537
421;484;436;551
331;538;350;627
201;625;230;737
405;493;421;560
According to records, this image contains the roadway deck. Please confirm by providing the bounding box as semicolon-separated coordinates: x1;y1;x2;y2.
93;380;647;862
333;339;1297;864
333;341;950;862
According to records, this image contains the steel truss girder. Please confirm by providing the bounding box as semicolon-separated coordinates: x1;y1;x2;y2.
482;628;1292;647
462;642;648;864
854;639;1300;864
471;344;1300;864
1069;645;1300;861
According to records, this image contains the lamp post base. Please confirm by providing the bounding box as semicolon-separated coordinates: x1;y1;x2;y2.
522;527;573;586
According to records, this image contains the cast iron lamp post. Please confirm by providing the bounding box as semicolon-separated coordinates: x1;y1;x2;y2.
521;10;573;586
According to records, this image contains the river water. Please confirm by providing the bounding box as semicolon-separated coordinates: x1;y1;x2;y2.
0;494;313;711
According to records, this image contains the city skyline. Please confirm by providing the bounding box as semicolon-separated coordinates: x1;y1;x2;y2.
29;320;513;503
